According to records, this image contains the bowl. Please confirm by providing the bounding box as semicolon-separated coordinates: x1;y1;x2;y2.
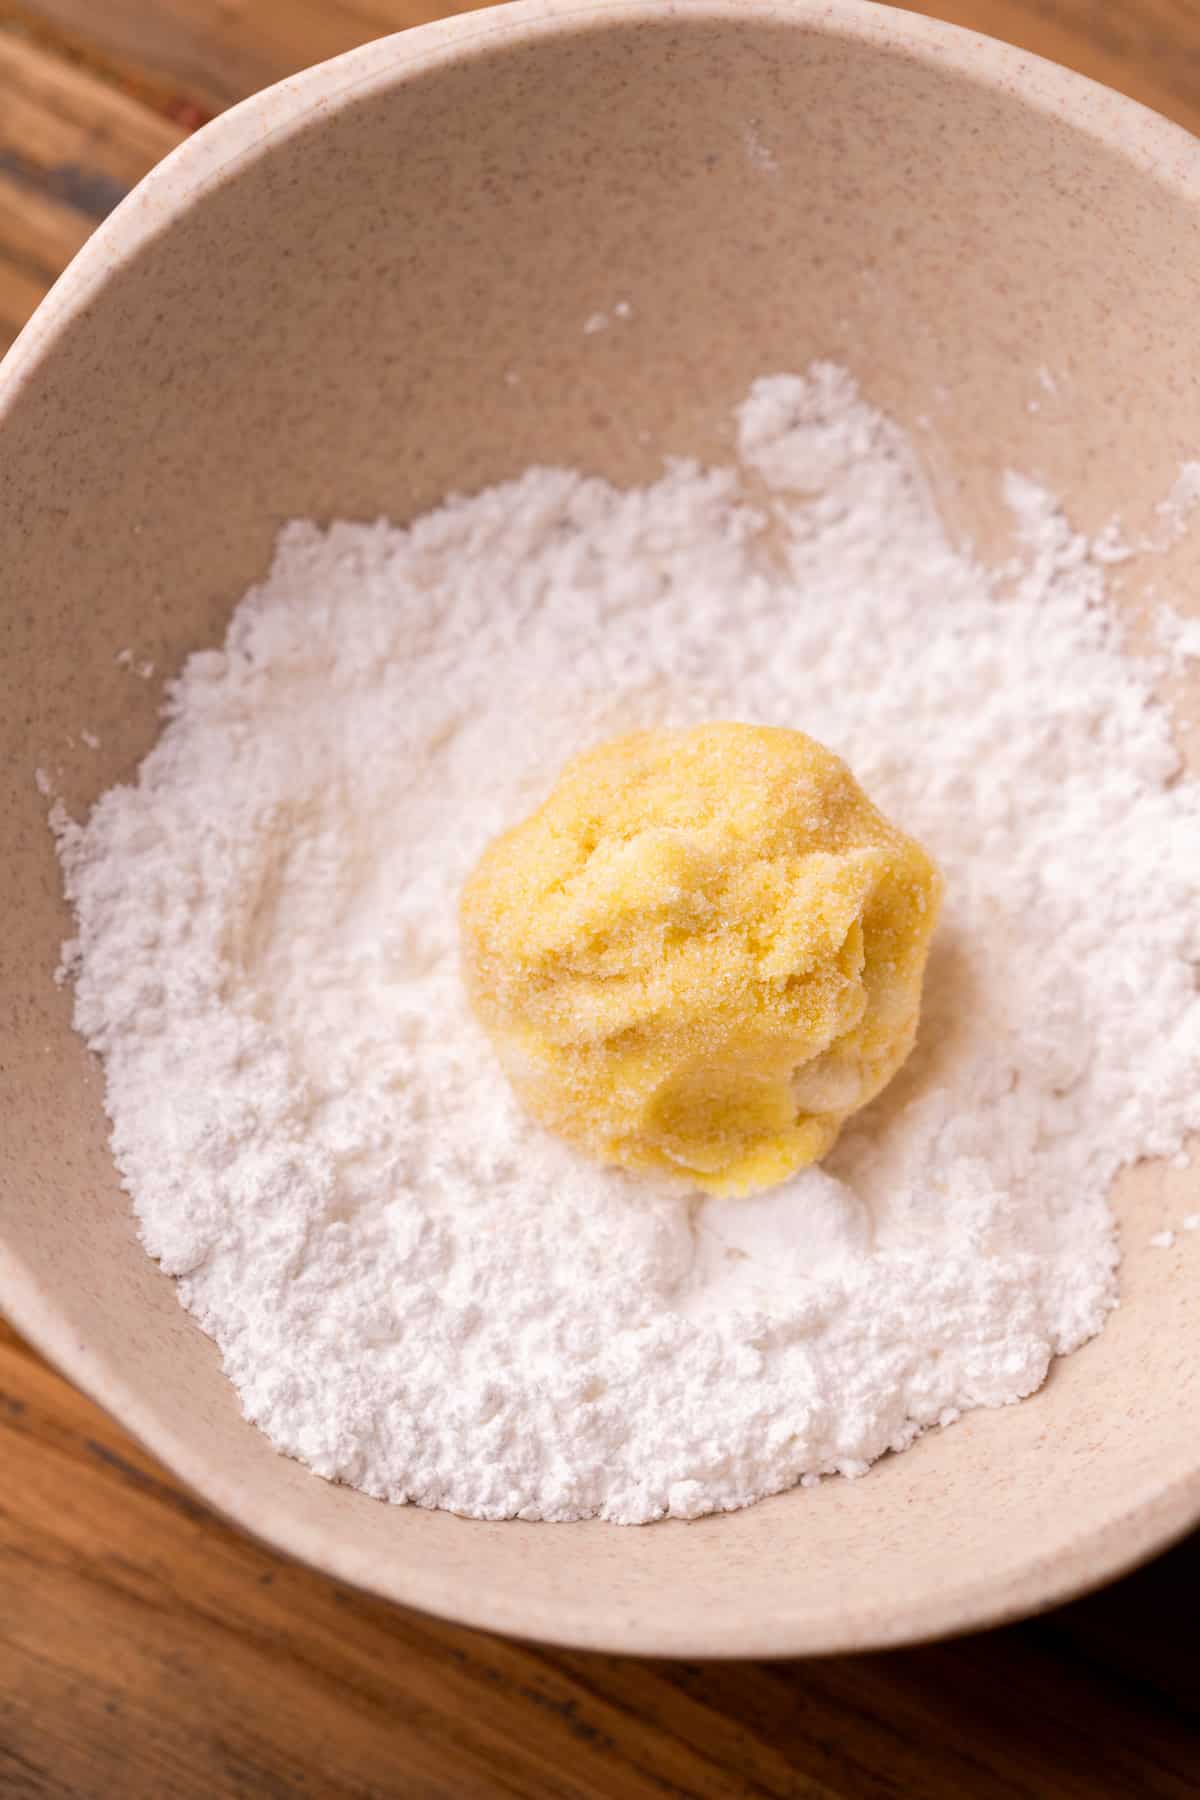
2;0;1198;1657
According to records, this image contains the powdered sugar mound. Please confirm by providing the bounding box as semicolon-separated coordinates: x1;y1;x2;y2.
56;365;1200;1523
1156;603;1200;671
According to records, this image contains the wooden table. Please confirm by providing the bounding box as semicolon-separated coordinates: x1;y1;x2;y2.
2;3;1198;1793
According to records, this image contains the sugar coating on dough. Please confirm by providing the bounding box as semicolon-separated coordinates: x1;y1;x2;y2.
460;722;943;1196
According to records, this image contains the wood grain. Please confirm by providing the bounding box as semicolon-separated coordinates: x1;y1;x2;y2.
2;2;1200;1794
3;1312;1199;1798
899;0;1200;132
0;20;186;346
0;0;496;113
6;0;1200;128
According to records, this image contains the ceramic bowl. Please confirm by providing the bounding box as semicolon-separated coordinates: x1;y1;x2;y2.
3;0;1198;1656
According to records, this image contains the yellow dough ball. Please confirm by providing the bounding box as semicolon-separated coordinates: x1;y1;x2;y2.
460;722;942;1197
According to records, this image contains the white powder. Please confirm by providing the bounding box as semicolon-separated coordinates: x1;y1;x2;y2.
1156;603;1200;671
583;302;633;335
114;647;155;679
742;120;780;177
55;365;1200;1524
1157;463;1200;540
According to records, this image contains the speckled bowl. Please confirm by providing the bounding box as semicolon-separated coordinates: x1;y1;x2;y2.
2;0;1199;1656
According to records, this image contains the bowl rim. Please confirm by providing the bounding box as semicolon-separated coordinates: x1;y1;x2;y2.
3;0;1200;1657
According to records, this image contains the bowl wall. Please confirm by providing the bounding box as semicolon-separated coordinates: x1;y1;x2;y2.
2;0;1198;1654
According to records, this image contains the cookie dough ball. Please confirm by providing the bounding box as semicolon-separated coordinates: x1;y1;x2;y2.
461;723;942;1196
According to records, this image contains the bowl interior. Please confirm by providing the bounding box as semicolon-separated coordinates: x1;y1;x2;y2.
2;0;1199;1655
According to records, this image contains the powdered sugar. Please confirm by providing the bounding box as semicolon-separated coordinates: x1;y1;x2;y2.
1156;602;1200;671
55;365;1200;1523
